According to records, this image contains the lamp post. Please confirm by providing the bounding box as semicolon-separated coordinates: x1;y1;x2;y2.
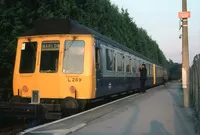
179;0;190;107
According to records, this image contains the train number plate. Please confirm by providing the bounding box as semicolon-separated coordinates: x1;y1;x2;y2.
68;77;82;82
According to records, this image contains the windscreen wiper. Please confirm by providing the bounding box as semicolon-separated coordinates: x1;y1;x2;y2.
65;36;77;50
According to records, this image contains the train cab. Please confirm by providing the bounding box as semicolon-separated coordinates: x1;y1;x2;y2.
14;35;95;99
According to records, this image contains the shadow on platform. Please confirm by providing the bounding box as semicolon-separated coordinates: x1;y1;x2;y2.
141;120;171;135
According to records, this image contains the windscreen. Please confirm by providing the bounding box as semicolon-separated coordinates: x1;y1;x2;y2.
63;40;85;74
19;42;37;73
40;41;60;73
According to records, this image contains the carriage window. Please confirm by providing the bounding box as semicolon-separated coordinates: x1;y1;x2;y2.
63;40;84;74
149;64;151;74
19;42;37;73
148;64;150;74
135;59;139;72
144;63;148;73
145;63;148;74
114;53;116;71
150;64;152;75
40;41;60;73
149;64;152;75
126;56;131;72
117;53;124;71
106;49;114;71
132;59;136;73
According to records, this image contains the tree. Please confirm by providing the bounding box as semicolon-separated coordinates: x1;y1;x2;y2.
0;0;170;87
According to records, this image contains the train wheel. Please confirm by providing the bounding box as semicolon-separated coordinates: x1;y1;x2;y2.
78;99;87;111
60;97;79;117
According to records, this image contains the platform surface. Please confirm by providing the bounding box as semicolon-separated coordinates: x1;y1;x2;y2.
20;82;198;135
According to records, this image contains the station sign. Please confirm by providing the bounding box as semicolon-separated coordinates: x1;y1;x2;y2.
178;11;191;19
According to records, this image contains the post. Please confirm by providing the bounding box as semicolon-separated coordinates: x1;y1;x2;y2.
182;0;190;107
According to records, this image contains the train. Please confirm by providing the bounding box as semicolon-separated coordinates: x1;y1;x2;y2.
0;19;168;120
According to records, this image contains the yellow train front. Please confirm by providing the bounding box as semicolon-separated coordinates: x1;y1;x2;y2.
0;19;168;119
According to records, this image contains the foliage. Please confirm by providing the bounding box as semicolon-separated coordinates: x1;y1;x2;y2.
167;59;182;80
0;0;174;87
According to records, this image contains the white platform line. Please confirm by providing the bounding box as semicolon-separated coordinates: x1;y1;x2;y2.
26;123;87;135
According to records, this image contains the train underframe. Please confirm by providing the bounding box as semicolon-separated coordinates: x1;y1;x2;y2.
0;82;164;121
0;96;90;120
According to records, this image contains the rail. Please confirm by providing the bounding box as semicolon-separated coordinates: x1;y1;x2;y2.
189;53;200;120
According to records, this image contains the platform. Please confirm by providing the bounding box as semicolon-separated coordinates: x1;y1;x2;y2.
19;81;198;135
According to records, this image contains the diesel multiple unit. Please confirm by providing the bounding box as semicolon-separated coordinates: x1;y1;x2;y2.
0;19;168;119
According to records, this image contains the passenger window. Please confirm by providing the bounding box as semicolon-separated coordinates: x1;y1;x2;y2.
126;56;130;72
144;63;148;73
132;59;136;73
117;53;123;72
114;53;117;71
106;48;114;71
19;42;37;73
149;64;152;75
40;41;59;73
145;63;148;74
122;55;125;72
135;60;139;73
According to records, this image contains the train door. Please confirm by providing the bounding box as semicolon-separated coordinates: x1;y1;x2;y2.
153;64;156;85
95;39;102;93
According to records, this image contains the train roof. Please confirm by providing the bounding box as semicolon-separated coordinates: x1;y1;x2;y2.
20;19;163;67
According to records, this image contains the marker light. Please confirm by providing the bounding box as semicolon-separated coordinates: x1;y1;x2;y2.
22;86;28;92
70;86;76;93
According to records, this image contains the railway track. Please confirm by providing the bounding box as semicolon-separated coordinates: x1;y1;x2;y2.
0;118;55;135
0;124;25;135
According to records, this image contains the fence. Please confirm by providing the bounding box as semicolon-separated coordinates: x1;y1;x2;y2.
190;53;200;120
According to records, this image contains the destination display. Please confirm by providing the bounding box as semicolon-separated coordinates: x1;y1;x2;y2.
42;42;60;50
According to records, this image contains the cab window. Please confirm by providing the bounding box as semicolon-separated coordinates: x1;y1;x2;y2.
40;41;60;73
19;42;37;73
63;40;85;74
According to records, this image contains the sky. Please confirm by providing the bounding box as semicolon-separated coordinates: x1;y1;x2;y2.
110;0;200;65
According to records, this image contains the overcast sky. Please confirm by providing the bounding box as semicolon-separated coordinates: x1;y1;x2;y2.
110;0;200;65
